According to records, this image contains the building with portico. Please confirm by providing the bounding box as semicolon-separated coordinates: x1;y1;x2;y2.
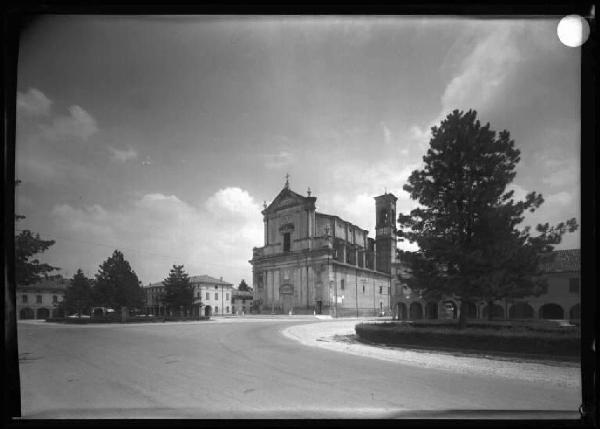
17;275;68;320
392;249;581;321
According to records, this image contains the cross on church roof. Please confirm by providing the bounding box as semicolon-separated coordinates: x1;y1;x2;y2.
285;173;290;189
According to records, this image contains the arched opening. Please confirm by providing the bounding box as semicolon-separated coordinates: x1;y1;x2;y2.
204;305;212;317
482;303;505;319
569;304;580;320
462;301;477;319
409;302;423;320
36;308;50;320
509;302;534;319
539;303;564;319
426;302;438;319
442;301;457;319
395;302;408;320
20;307;34;319
379;208;389;226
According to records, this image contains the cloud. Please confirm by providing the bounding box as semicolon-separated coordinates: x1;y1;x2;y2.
206;187;261;219
545;191;573;207
408;124;431;150
51;203;115;239
109;146;138;162
408;22;529;153
381;122;393;146
317;160;421;236
541;157;579;187
41;105;98;141
48;187;263;284
440;23;523;114
506;183;529;202
16;99;101;185
263;150;294;169
17;88;52;116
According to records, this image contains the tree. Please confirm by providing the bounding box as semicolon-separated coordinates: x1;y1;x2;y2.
15;230;59;285
93;250;144;310
397;109;578;326
15;179;59;285
162;265;194;317
64;269;94;316
237;279;251;292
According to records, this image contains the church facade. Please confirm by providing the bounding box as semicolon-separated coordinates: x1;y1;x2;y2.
250;181;399;317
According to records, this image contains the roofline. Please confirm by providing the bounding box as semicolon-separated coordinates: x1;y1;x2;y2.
144;278;233;288
315;212;369;234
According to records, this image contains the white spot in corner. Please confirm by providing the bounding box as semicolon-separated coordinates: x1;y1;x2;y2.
557;15;590;47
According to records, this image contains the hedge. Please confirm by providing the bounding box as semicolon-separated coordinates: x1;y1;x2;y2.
50;315;211;324
355;322;580;358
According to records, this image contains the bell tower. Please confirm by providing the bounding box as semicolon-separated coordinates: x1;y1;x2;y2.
374;192;397;274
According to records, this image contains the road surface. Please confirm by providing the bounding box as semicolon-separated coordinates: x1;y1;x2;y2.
17;318;581;419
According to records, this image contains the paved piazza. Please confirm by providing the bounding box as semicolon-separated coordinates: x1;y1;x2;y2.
17;317;581;419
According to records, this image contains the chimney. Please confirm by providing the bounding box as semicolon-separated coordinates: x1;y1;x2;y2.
220;276;223;281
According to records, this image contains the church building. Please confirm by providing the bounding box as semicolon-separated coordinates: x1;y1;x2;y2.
250;178;399;317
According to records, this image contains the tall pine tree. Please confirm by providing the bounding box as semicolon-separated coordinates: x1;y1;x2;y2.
163;265;194;317
93;250;144;310
64;269;94;316
398;110;577;326
15;230;59;285
15;180;59;285
237;279;251;291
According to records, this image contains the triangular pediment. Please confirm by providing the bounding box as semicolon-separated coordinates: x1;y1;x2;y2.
263;187;312;214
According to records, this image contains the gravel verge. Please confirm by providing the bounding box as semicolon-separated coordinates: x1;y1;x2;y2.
282;320;581;389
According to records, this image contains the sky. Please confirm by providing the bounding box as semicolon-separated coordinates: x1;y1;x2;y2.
15;15;581;286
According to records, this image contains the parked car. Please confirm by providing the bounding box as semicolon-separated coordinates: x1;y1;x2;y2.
67;313;91;319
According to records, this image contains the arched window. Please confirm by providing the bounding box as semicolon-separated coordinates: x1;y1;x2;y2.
539;303;564;319
443;300;457;319
409;302;423;320
396;302;408;320
426;302;438;319
36;308;50;319
20;308;34;319
509;302;534;319
379;209;388;225
482;303;505;319
462;301;477;319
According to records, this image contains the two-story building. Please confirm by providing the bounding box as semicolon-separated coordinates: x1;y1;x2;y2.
144;274;233;317
232;290;254;315
17;275;68;320
250;179;397;317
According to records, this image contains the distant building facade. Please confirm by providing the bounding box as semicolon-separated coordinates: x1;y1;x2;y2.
144;275;233;317
392;249;581;321
17;276;68;320
232;290;254;315
250;181;397;316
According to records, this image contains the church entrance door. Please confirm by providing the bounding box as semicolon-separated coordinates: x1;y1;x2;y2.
281;294;294;314
279;283;294;314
